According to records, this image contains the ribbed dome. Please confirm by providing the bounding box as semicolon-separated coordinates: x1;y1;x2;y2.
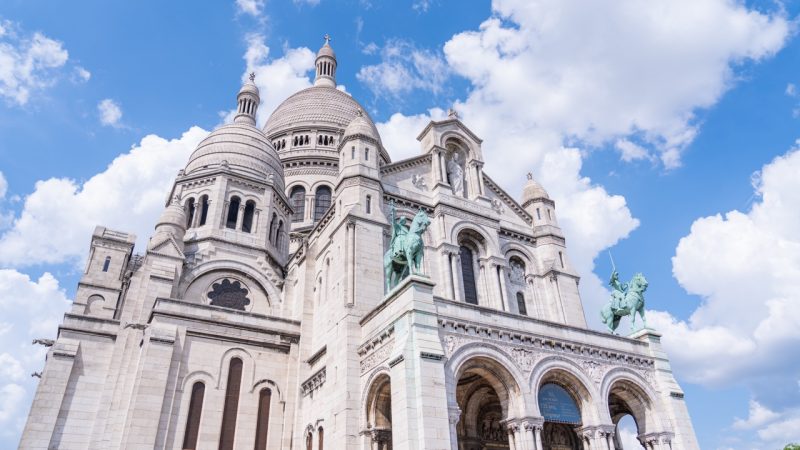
156;201;186;230
318;42;335;59
522;173;550;203
238;79;259;96
185;123;284;191
264;86;376;138
343;110;380;142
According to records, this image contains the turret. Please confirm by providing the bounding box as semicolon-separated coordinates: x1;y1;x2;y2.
149;195;187;252
336;110;382;217
521;172;558;227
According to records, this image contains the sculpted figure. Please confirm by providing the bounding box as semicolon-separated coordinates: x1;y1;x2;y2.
600;269;648;333
383;201;431;292
447;152;465;197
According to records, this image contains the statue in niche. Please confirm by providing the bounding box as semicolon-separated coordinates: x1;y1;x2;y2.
509;259;525;285
447;152;465;197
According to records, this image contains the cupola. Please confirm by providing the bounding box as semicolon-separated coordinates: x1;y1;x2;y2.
234;72;260;126
314;34;337;88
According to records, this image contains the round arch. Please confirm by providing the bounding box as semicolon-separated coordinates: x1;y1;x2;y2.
180;259;280;313
600;368;664;436
529;356;602;425
447;342;529;418
450;222;497;256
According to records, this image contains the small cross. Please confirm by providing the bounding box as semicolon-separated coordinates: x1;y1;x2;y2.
448;108;459;119
249;72;256;82
527;172;533;180
323;34;331;45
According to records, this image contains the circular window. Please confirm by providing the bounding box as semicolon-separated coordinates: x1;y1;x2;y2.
206;278;251;311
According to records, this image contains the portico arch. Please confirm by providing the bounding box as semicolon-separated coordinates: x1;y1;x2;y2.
364;371;393;450
448;345;527;450
600;368;664;448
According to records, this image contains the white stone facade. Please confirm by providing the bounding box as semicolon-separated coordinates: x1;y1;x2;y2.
19;40;699;450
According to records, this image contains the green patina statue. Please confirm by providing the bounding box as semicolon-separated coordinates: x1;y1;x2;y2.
600;269;649;334
384;202;431;292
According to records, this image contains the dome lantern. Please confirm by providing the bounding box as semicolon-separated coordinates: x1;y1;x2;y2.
314;34;337;88
234;72;260;126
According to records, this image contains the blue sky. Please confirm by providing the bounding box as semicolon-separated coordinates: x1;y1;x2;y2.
0;0;799;448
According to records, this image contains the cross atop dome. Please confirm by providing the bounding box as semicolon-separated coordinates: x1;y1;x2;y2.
323;33;331;45
248;72;256;82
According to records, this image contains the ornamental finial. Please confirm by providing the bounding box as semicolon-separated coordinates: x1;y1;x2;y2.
527;172;533;180
323;33;331;45
248;72;256;82
447;108;459;119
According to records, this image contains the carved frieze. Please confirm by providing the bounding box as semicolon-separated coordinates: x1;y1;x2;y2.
301;367;326;396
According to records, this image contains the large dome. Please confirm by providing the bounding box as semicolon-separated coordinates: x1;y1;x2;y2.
184;123;284;191
263;86;378;138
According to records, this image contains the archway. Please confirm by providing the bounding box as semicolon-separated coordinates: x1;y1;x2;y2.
535;366;595;450
454;356;521;450
365;374;392;450
607;378;654;449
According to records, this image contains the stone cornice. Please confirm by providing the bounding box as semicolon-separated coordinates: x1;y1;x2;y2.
380;153;432;176
483;174;533;225
301;367;326;396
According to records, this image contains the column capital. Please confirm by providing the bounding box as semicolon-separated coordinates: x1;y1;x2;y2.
521;416;544;431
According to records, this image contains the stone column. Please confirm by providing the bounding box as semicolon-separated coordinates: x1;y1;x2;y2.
534;425;543;450
307;197;315;221
476;164;485;195
497;264;509;312
441;250;455;300
346;221;356;305
253;209;261;234
506;424;519;450
439;152;448;183
432;149;443;183
191;202;202;228
452;252;464;302
235;204;245;231
525;275;540;318
522;419;543;450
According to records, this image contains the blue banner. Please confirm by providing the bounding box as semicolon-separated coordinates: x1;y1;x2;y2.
538;383;582;425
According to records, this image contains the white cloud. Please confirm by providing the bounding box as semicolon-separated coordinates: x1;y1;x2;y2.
294;0;321;6
0;21;70;105
412;0;433;13
647;142;800;447
734;400;780;430
787;83;797;97
97;98;122;127
615;139;653;163
0;171;7;199
0;270;71;432
357;39;449;100
235;0;265;18
222;34;315;126
0;127;208;267
443;0;789;168
72;66;90;83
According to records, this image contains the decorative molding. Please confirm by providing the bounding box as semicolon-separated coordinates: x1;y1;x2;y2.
388;355;404;368
301;367;326;396
420;351;444;361
380;153;432;175
307;345;327;366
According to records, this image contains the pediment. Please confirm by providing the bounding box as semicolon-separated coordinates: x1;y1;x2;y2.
147;235;185;259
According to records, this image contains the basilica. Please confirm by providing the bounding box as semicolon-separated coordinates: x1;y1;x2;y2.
19;38;699;450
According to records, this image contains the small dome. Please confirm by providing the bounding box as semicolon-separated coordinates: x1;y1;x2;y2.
343;110;380;142
317;41;335;59
184;123;284;191
238;78;259;96
522;173;549;203
156;200;187;230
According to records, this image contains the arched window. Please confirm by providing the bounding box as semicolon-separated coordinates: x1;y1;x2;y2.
186;198;196;228
314;186;331;220
306;431;313;450
318;135;323;144
290;186;306;222
102;256;111;272
317;426;324;450
517;292;527;316
268;213;277;243
242;200;256;233
366;195;371;214
305;135;309;144
219;358;243;450
254;388;272;450
351;146;355;159
276;221;284;250
182;381;205;450
226;196;241;229
365;147;369;161
460;246;478;305
199;195;209;226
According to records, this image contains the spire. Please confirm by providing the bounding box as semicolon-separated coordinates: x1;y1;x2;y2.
234;72;260;126
314;34;337;88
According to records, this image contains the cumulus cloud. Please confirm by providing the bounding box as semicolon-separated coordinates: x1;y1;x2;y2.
97;98;122;127
0;20;70;105
0;127;208;267
0;171;7;200
357;39;449;100
0;270;71;434
221;34;315;126
235;0;265;18
72;66;91;83
648;142;800;446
